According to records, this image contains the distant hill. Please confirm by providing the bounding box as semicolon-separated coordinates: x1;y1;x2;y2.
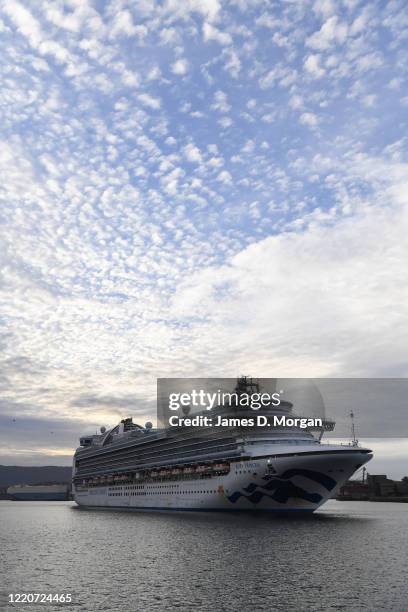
0;465;72;489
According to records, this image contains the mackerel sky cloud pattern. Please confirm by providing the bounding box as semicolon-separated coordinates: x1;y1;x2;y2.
0;0;407;466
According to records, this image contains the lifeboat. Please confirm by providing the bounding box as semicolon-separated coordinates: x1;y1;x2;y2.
151;470;158;478
159;469;168;477
195;465;207;473
183;466;195;474
172;467;181;475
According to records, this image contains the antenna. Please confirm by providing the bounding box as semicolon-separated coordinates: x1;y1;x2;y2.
349;410;359;447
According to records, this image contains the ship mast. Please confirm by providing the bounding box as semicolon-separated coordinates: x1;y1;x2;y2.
349;410;359;447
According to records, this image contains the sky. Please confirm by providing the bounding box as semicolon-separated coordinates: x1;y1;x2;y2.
0;0;407;475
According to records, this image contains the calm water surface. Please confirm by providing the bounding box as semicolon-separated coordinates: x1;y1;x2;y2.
1;500;407;612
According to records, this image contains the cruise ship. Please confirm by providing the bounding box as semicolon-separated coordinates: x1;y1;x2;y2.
72;378;373;512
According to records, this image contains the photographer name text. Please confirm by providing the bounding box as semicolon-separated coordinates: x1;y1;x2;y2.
168;415;323;429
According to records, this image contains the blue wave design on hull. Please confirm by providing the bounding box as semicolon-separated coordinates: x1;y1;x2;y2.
275;469;336;491
228;468;337;506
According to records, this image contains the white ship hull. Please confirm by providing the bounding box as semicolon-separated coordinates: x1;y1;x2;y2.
74;445;371;513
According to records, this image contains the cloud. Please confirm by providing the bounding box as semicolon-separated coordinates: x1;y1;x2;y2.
138;93;161;109
258;65;297;89
203;22;232;45
170;172;408;378
3;0;42;47
217;170;232;184
171;58;189;75
304;54;325;78
70;393;153;414
3;0;74;65
164;0;221;23
224;49;241;77
109;10;137;38
313;0;336;19
218;116;232;128
183;143;203;163
211;90;231;112
299;112;319;127
306;16;348;50
1;0;407;470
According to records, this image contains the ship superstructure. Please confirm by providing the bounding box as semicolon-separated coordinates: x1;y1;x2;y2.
72;378;372;512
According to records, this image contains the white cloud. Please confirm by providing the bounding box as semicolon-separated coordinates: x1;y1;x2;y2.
43;3;94;34
138;93;161;109
147;66;162;81
299;112;319;127
350;10;370;36
191;111;205;118
304;54;325;78
259;65;297;89
218;116;232;128
110;10;137;38
242;139;255;154
261;112;276;123
306;16;348;50
224;49;241;77
207;156;224;168
211;90;230;112
355;52;384;73
289;94;304;109
164;0;221;23
217;170;232;184
203;22;232;45
171;58;189;75
3;0;74;65
159;27;180;45
3;0;42;47
122;70;140;87
183;143;203;163
313;0;336;19
170;185;408;377
362;94;377;108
